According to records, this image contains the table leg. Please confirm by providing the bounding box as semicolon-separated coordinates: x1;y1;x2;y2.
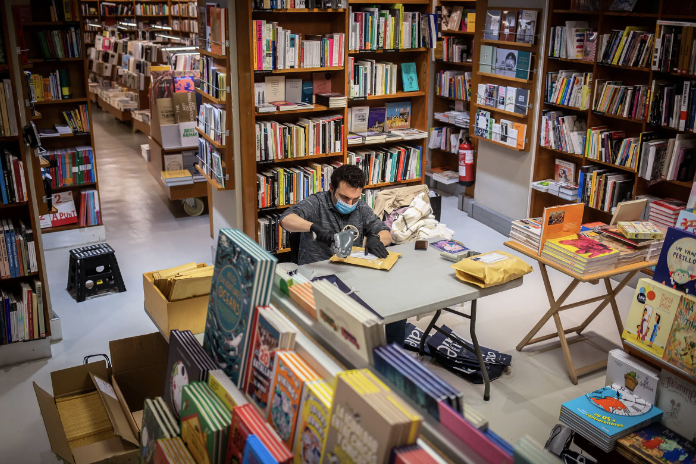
576;271;636;336
419;309;442;357
552;311;578;384
516;264;579;351
469;299;490;401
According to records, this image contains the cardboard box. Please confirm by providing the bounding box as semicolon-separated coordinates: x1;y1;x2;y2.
110;333;169;438
33;361;140;464
143;270;209;339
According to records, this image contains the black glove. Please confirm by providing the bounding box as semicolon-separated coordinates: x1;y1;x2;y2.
310;223;334;245
366;235;389;259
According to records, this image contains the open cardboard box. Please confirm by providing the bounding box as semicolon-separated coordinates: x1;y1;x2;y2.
110;332;169;438
33;361;140;464
143;266;210;339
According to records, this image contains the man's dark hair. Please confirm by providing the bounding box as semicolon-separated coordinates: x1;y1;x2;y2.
330;164;365;190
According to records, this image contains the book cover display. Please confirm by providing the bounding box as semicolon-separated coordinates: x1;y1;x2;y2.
617;422;696;463
654;228;696;294
385;102;411;131
622;279;684;358
662;291;696;376
203;229;277;387
244;308;282;415
293;379;333;464
657;370;696;441
141;399;172;464
539;203;584;255
606;349;659;405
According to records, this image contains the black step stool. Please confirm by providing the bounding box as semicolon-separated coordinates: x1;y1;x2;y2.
67;243;126;302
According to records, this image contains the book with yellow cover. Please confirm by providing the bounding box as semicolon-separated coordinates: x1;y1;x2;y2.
161;170;192;180
546;234;620;262
293;380;333;463
539;203;584;256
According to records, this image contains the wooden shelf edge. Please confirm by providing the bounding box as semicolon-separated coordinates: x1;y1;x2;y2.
195;127;226;149
257;152;344;164
480;39;534;48
195;165;227;191
195;87;226;105
363;178;423;189
479;72;533;84
471;134;525;151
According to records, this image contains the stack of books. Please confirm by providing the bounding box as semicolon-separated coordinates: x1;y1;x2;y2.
582;228;649;267
617;221;663;239
155;437;195;464
606;349;659;405
139;398;181;464
509;218;542;252
542;233;620;274
161;170;193;187
600;224;663;262
374;343;463;420
560;385;663;452
180;383;231;464
434;111;470;128
316;92;347;108
648;198;686;228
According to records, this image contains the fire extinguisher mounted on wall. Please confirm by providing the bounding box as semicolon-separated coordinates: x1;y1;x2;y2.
458;135;475;187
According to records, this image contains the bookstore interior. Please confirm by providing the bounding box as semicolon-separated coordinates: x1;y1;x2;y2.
12;0;696;462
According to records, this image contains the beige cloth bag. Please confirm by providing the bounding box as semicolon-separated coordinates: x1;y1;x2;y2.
451;251;532;287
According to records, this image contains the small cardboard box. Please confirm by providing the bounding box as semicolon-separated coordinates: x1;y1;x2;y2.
110;332;169;438
143;270;209;339
33;361;140;464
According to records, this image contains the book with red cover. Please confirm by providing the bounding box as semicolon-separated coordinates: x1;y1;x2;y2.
240;404;292;463
650;198;686;215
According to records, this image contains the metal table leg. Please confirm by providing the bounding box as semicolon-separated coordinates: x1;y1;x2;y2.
419;309;442;357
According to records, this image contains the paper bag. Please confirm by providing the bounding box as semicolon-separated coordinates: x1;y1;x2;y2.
329;247;401;270
451;251;532;288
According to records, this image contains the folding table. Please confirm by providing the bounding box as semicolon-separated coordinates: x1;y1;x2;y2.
505;240;656;384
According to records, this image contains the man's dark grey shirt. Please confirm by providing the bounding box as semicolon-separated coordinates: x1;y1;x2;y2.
280;191;390;265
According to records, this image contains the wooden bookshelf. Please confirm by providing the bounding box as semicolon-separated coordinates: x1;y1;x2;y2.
0;6;53;340
15;3;104;237
529;0;691;225
235;2;432;251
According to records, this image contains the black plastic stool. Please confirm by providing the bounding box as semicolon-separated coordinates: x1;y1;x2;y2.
67;243;126;302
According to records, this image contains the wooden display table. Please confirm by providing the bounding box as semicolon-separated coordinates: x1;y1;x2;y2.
505;240;656;384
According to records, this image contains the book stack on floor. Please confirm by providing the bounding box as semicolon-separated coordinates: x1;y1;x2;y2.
560;384;663;453
617;423;696;464
509;218;542;252
0;280;45;345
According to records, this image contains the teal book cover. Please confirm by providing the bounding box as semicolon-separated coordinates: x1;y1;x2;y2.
515;51;532;80
400;62;419;92
301;81;313;104
203;229;277;387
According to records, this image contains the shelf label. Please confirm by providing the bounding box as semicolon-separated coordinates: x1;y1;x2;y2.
351;96;366;101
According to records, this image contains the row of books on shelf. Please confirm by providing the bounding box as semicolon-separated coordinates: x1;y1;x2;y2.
594;80;650;121
252;20;343;70
474;109;527;149
197;103;226;145
429;126;468;154
348;8;437;51
255;74;331;109
28;70;74;102
0;280;44;345
653;22;696;74
135;3;169;15
436;70;471;102
198;139;225;187
482;9;538;45
599;26;655;68
477;83;530;115
434;110;469;128
0;149;27;206
172;18;199;34
40;190;101;229
540;111;586;156
648;79;696;131
79;190;101;227
347;144;422;186
171;2;197;17
548;23;597;61
0;218;39;281
0;80;18;138
253;0;346;9
34;28;82;60
43;146;96;188
116;68;148;92
100;3;133;16
439;6;474;34
255;114;343;162
257;213;288;254
172;52;199;72
349;59;418;98
545;71;592;110
479;46;533;80
637;134;696;184
94;37;163;64
347;101;412;132
439;36;471;64
199;55;227;101
199;5;226;55
257;162;341;209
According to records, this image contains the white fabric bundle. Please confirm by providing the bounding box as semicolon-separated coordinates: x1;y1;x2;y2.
391;192;454;244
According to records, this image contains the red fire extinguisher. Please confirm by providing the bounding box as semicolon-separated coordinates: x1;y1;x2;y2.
458;135;475;187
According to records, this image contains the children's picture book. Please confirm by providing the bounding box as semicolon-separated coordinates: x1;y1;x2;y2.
203;229;277;387
385;102;411;131
163;331;204;419
400;63;419;92
653;227;696;295
676;209;696;234
555;159;576;182
430;240;468;254
657;369;696;441
268;352;314;449
140;399;171;464
244;309;281;416
662;292;696;376
293;380;333;463
367;107;386;132
606;349;659;405
539;203;584;256
617;422;696;463
622;279;685;358
180;384;219;464
174;76;195;93
242;435;276;464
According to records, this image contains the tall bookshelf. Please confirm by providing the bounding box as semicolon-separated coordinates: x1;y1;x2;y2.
15;2;104;237
0;6;53;355
235;1;430;249
429;0;479;199
531;0;694;223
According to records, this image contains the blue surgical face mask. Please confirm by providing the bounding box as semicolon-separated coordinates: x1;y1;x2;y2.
334;194;358;215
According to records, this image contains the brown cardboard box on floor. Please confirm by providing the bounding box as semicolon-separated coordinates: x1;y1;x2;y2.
143;267;210;339
33;361;140;464
109;332;169;439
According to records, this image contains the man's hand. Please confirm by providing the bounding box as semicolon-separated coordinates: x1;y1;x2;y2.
310;223;334;245
366;235;389;259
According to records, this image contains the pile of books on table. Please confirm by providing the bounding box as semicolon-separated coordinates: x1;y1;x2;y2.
434;111;469;128
509;218;542;252
542;233;620;275
600;224;664;262
648;198;687;228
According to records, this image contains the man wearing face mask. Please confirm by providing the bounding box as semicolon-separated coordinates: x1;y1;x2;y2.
280;164;391;266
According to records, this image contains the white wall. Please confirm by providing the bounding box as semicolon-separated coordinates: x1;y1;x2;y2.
472;0;549;221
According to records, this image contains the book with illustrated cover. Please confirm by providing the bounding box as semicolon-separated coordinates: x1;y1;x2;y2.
495;48;518;78
606;349;659;405
242;435;276;464
430;239;468;253
400;63;419;92
617;422;696;463
141;399;173;464
662;292;696;376
244;307;281;415
163;330;211;420
203;229;277;387
555;159;576;182
180;383;221;464
500;11;517;42
656;370;696;441
516;10;537;45
385;102;411;130
293;380;333;463
483;10;501;40
609;0;638;11
653;227;696;294
367;107;386;132
622;279;685;358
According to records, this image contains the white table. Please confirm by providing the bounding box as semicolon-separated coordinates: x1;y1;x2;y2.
298;240;524;400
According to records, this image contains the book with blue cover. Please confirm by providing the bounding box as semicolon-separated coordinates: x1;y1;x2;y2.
653;227;696;295
242;435;277;464
385;101;411;131
617;420;696;463
203;229;277;387
400;62;419;92
367;107;386;132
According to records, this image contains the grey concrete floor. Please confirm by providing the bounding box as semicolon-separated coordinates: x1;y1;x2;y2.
0;107;635;462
